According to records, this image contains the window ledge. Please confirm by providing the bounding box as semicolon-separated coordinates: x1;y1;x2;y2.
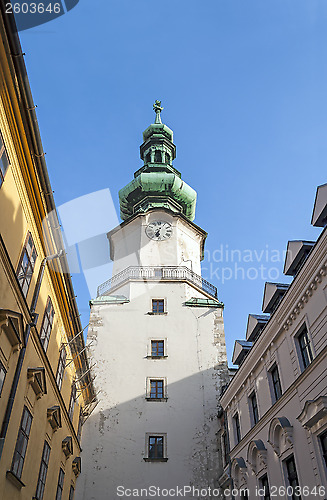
146;356;168;359
143;458;168;462
147;312;168;316
145;397;168;402
6;470;25;489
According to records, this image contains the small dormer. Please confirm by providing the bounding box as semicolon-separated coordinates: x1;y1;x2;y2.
262;282;289;314
311;183;327;227
283;240;315;276
246;314;270;342
232;340;253;366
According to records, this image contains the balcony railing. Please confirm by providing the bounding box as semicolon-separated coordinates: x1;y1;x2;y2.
97;266;218;298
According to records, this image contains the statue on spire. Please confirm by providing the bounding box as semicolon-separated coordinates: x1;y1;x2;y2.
153;100;163;124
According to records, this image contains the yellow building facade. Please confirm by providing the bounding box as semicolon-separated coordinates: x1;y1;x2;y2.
0;6;96;500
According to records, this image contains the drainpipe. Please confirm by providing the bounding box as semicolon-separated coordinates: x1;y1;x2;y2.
0;251;63;461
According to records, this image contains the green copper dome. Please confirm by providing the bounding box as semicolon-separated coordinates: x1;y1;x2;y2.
119;101;197;221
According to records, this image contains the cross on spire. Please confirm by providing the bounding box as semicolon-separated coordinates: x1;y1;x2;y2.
153;100;163;124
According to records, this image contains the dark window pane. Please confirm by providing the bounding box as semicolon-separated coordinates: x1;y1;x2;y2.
16;233;37;298
40;298;54;352
35;441;51;500
285;456;301;499
271;365;282;400
233;413;241;443
11;407;33;479
55;468;65;500
320;430;327;467
0;361;6;396
298;327;313;369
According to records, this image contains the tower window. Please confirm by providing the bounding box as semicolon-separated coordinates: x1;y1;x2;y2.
154;150;162;163
150;380;164;399
152;299;164;314
145;153;151;163
165;153;170;164
149;436;163;458
151;340;165;357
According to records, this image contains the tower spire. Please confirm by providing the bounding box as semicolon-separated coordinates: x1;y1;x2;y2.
153;99;163;124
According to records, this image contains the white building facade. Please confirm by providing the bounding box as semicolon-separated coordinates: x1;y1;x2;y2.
77;103;230;499
220;184;327;499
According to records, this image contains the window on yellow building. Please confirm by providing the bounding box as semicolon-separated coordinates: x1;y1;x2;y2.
35;441;51;500
40;297;55;352
68;383;76;421
55;468;65;500
16;232;37;298
11;406;33;479
0;131;9;187
56;346;66;390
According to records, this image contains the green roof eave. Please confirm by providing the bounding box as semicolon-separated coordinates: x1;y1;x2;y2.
119;172;197;221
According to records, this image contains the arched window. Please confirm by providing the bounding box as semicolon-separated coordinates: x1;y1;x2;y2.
145;153;151;163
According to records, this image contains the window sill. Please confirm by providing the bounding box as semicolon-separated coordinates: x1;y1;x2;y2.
146;397;168;402
143;458;168;462
146;356;168;359
147;312;168;316
6;470;25;489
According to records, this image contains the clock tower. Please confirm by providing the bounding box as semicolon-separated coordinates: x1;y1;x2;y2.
77;103;230;500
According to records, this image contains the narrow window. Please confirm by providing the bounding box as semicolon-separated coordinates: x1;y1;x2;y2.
298;326;313;369
149;436;164;459
260;474;271;500
40;297;55;352
11;406;33;479
69;485;75;500
165;152;170;164
154;150;162;163
151;340;164;357
16;233;37;298
55;468;65;500
233;413;241;444
145;152;151;163
271;365;282;401
56;347;67;390
250;392;259;425
0;130;9;187
320;430;327;468
0;360;6;396
77;407;83;443
152;299;164;314
68;383;76;421
35;441;51;500
285;455;301;499
150;380;164;399
222;432;228;466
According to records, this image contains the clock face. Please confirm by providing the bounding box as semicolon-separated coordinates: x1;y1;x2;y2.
145;221;172;241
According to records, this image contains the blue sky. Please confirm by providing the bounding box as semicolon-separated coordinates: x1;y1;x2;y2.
19;0;326;364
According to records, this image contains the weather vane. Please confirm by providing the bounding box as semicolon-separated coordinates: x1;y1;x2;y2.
153;100;163;124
